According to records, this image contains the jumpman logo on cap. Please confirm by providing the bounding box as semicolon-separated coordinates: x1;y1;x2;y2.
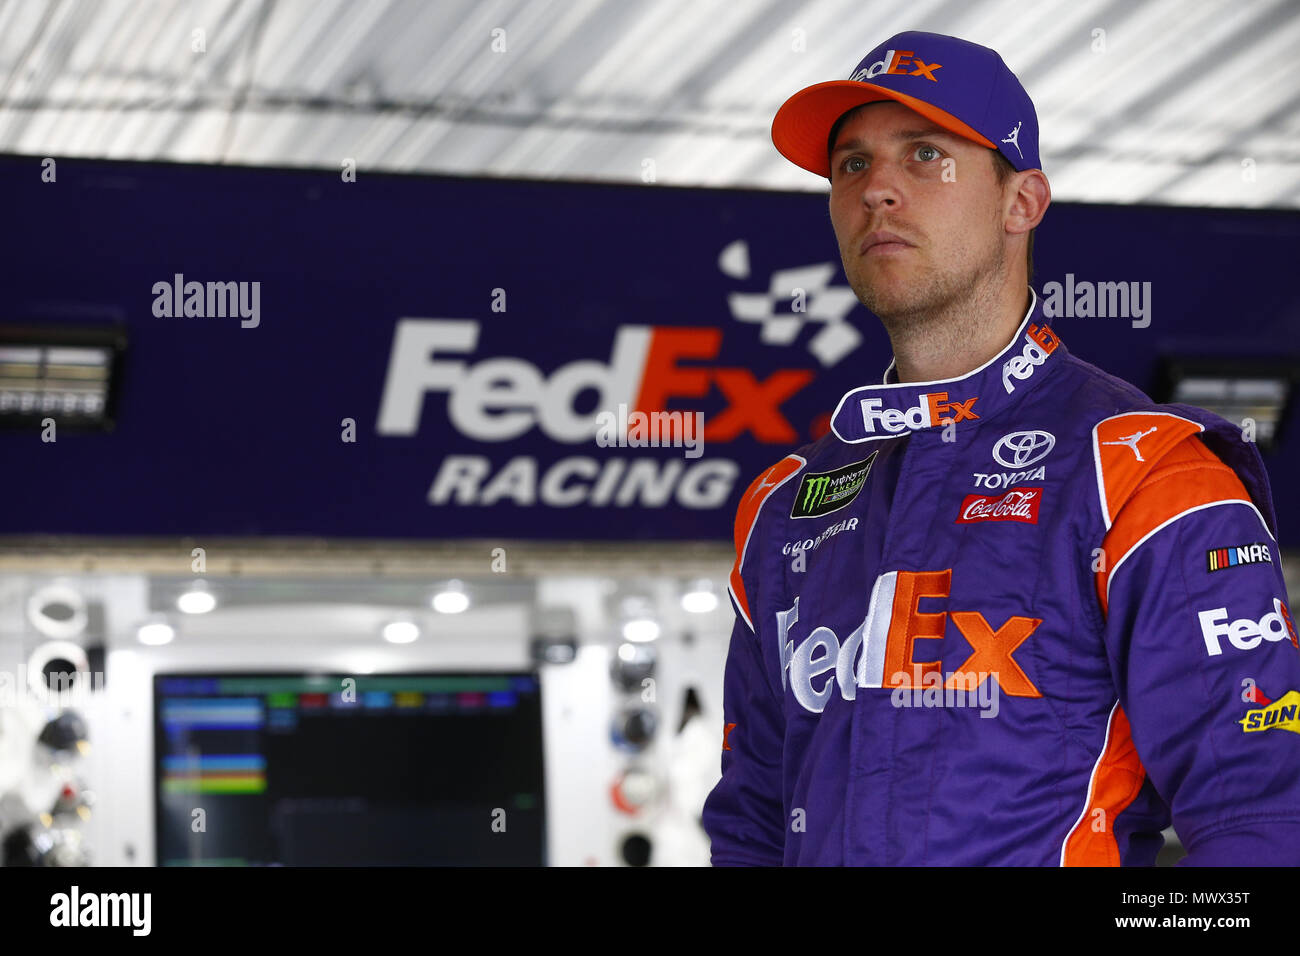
1001;121;1023;159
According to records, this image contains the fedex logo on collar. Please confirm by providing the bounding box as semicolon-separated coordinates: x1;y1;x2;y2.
859;391;979;434
1001;323;1060;394
849;49;942;83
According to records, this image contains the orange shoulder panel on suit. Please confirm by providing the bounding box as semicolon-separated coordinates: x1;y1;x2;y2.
728;455;804;631
1093;412;1206;529
1094;430;1252;615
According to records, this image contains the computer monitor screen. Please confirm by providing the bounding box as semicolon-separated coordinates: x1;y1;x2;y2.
154;672;545;865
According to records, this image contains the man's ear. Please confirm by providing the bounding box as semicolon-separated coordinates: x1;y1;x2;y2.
1007;170;1050;235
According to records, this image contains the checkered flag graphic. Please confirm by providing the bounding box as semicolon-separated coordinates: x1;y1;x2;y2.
718;239;862;367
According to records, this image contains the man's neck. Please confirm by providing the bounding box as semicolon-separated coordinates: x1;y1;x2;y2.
890;282;1032;384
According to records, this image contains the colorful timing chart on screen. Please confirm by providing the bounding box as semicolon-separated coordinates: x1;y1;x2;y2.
161;753;267;795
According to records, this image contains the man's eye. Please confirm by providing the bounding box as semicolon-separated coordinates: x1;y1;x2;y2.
915;145;940;162
840;156;866;174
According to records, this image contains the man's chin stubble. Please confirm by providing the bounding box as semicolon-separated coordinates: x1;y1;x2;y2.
851;267;949;327
850;242;1004;334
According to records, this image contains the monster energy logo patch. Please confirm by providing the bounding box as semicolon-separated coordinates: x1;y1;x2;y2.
790;452;877;519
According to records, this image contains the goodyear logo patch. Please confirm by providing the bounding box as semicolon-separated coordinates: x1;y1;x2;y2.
790;452;876;519
1239;690;1300;735
1208;542;1272;572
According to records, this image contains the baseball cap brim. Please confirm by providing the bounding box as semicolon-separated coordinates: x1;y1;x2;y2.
772;80;998;179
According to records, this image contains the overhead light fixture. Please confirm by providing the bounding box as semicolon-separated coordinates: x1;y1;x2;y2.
618;595;660;643
382;621;420;644
176;581;217;615
681;579;718;614
432;580;469;614
622;619;659;642
1158;359;1294;452
0;325;125;430
137;620;175;646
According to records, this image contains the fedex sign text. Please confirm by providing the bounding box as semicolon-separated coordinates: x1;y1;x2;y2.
376;319;813;444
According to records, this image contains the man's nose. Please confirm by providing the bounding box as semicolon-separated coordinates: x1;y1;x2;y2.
857;161;902;208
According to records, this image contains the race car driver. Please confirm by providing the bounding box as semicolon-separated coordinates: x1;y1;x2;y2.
702;31;1300;866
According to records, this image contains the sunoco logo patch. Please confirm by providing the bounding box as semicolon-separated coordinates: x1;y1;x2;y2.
790;453;876;519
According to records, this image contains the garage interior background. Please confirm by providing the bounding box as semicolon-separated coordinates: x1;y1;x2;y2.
0;0;1297;866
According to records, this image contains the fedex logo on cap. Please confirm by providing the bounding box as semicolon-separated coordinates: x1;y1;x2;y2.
859;391;979;434
849;49;943;83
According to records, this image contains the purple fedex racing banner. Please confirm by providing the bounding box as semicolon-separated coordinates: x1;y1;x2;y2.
0;157;1297;542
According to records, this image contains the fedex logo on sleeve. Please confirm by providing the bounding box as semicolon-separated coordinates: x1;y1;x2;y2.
859;391;979;434
1199;598;1300;656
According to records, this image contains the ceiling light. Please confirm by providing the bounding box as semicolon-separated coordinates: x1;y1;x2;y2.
382;621;420;644
432;580;469;614
137;621;175;646
681;579;718;614
176;582;216;615
622;618;659;643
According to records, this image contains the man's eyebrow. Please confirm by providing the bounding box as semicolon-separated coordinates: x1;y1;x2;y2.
830;128;961;156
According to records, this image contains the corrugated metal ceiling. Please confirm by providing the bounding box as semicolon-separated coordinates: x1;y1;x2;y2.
0;0;1296;207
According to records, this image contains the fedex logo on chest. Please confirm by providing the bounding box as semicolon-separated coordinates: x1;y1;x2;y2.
777;569;1043;715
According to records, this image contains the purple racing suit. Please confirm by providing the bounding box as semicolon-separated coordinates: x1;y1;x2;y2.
702;288;1300;865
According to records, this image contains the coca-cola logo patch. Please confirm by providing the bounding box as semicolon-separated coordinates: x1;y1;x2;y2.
955;487;1042;524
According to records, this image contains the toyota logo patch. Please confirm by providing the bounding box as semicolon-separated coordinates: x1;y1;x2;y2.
992;430;1056;468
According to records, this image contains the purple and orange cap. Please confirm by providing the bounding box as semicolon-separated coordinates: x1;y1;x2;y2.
772;31;1041;179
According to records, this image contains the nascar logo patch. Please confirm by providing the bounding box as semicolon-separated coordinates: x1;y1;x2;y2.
1207;542;1272;572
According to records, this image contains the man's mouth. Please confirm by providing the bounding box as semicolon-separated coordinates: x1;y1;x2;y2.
860;230;915;256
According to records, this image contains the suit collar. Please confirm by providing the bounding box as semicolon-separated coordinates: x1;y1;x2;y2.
831;287;1064;443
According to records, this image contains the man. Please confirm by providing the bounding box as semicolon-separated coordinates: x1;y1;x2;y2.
702;31;1300;865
